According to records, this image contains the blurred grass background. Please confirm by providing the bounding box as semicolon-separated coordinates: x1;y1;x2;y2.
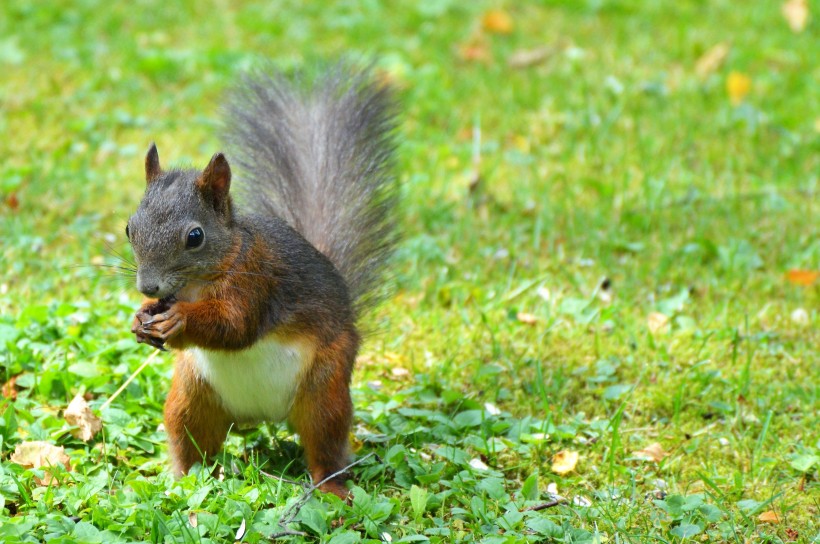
0;0;817;541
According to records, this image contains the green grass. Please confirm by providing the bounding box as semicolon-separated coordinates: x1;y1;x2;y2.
1;0;818;542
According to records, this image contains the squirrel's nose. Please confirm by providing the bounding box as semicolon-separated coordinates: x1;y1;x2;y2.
140;284;160;296
137;277;160;296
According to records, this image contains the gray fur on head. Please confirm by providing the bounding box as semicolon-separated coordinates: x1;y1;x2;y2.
128;146;235;299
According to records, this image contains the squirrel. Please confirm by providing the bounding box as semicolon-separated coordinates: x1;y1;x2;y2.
125;65;398;497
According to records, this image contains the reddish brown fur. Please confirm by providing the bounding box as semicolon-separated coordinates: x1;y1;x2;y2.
163;351;232;476
136;231;358;498
289;329;358;496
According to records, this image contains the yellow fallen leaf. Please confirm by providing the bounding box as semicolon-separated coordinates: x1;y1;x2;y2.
516;312;538;325
782;0;809;32
64;393;102;442
647;312;669;334
786;269;820;286
695;42;730;78
758;510;780;523
551;450;579;474
633;442;669;463
10;441;71;485
727;71;751;105
482;9;514;34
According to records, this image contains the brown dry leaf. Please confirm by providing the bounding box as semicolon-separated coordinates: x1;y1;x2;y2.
458;40;490;63
508;46;557;69
727;71;751;105
758;510;781;523
10;441;71;485
2;374;19;400
786;269;820;286
516;312;538;325
782;0;809;32
6;192;19;210
64;393;102;442
647;312;669;334
695;42;730;78
633;442;669;463
482;9;514;34
551;450;579;475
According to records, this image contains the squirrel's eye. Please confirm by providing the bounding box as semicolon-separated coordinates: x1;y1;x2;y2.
125;224;130;240
186;227;204;249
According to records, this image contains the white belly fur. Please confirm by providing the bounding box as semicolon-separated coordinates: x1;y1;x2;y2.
191;337;314;423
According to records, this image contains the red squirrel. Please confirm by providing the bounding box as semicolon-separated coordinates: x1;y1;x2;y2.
125;65;398;497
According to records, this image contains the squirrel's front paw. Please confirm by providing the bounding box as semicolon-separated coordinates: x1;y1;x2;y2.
132;299;184;349
141;305;187;343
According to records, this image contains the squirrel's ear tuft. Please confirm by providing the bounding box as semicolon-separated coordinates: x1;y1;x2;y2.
198;152;232;213
145;143;162;183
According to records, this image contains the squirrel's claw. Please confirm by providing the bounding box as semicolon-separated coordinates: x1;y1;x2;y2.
139;307;185;342
132;302;182;349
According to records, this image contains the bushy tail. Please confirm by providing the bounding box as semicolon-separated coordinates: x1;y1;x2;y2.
223;63;399;317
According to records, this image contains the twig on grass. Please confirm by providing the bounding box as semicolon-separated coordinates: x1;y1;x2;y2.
267;453;376;541
100;349;161;411
258;470;301;487
522;498;565;512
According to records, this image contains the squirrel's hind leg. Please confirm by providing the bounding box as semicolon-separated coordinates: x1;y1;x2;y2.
289;330;358;498
164;351;232;476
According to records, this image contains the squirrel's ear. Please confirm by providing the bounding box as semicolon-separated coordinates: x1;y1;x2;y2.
145;143;162;183
198;152;232;212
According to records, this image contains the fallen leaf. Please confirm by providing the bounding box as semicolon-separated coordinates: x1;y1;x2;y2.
727;71;751;105
458;40;490;63
790;308;809;326
391;367;409;378
64;393;102;442
633;442;669;463
234;518;246;540
2;374;19;400
695;42;730;78
6;192;19;210
647;312;670;334
508;46;558;69
482;9;513;34
188;511;198;527
551;450;579;474
758;510;780;523
785;528;799;541
786;269;820;286
469;458;489;471
782;0;809;32
516;312;538;325
10;441;71;485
